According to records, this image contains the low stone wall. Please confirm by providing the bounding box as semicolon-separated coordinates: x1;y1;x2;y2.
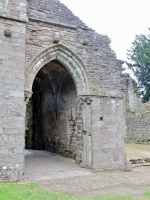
125;111;150;144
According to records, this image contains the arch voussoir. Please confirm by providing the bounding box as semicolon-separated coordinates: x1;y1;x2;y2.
25;44;92;96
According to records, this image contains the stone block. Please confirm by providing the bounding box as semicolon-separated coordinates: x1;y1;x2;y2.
1;117;24;129
14;135;24;143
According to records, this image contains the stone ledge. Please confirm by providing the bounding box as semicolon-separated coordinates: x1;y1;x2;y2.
0;14;28;23
28;17;77;30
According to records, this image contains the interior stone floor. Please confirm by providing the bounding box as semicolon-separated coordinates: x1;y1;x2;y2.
23;150;93;182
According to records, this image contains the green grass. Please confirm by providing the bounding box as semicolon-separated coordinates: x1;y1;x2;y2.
0;182;150;200
145;191;150;198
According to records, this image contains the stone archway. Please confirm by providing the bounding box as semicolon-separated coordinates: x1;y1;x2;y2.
25;44;92;96
24;44;93;167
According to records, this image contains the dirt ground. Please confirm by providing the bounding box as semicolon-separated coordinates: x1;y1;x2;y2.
39;166;150;197
24;144;150;197
39;144;150;197
125;143;150;159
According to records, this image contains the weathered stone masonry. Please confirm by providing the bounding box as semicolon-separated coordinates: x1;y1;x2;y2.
0;0;28;181
125;75;150;144
0;0;127;182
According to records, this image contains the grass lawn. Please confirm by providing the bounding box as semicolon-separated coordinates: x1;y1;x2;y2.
125;143;150;159
0;182;150;200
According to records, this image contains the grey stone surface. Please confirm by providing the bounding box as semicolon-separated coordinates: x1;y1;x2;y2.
0;0;127;182
23;150;93;182
125;75;150;143
39;166;150;196
0;0;26;182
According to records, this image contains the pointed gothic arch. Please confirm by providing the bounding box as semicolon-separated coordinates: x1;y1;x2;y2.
25;44;92;96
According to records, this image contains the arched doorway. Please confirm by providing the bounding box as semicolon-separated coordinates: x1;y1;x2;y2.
24;44;92;166
25;59;77;158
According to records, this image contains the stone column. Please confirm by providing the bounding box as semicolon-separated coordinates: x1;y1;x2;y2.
0;0;28;181
24;91;33;136
23;91;33;173
76;96;92;168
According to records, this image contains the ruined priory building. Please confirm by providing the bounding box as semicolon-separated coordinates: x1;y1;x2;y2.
125;75;150;144
0;0;128;182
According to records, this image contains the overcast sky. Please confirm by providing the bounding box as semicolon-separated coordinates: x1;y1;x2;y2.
60;0;150;63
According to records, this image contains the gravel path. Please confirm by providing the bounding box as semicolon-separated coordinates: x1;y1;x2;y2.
39;166;150;197
23;148;150;197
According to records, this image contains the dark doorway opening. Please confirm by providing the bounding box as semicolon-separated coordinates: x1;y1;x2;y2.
25;60;77;159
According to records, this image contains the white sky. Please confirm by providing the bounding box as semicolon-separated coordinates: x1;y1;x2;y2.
60;0;150;63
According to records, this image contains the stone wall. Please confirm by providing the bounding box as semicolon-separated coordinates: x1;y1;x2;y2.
0;0;28;22
92;96;125;170
125;75;150;143
0;0;27;182
26;0;125;93
25;0;126;171
0;0;127;182
25;98;33;149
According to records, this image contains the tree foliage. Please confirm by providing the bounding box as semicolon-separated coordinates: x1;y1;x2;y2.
127;31;150;102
